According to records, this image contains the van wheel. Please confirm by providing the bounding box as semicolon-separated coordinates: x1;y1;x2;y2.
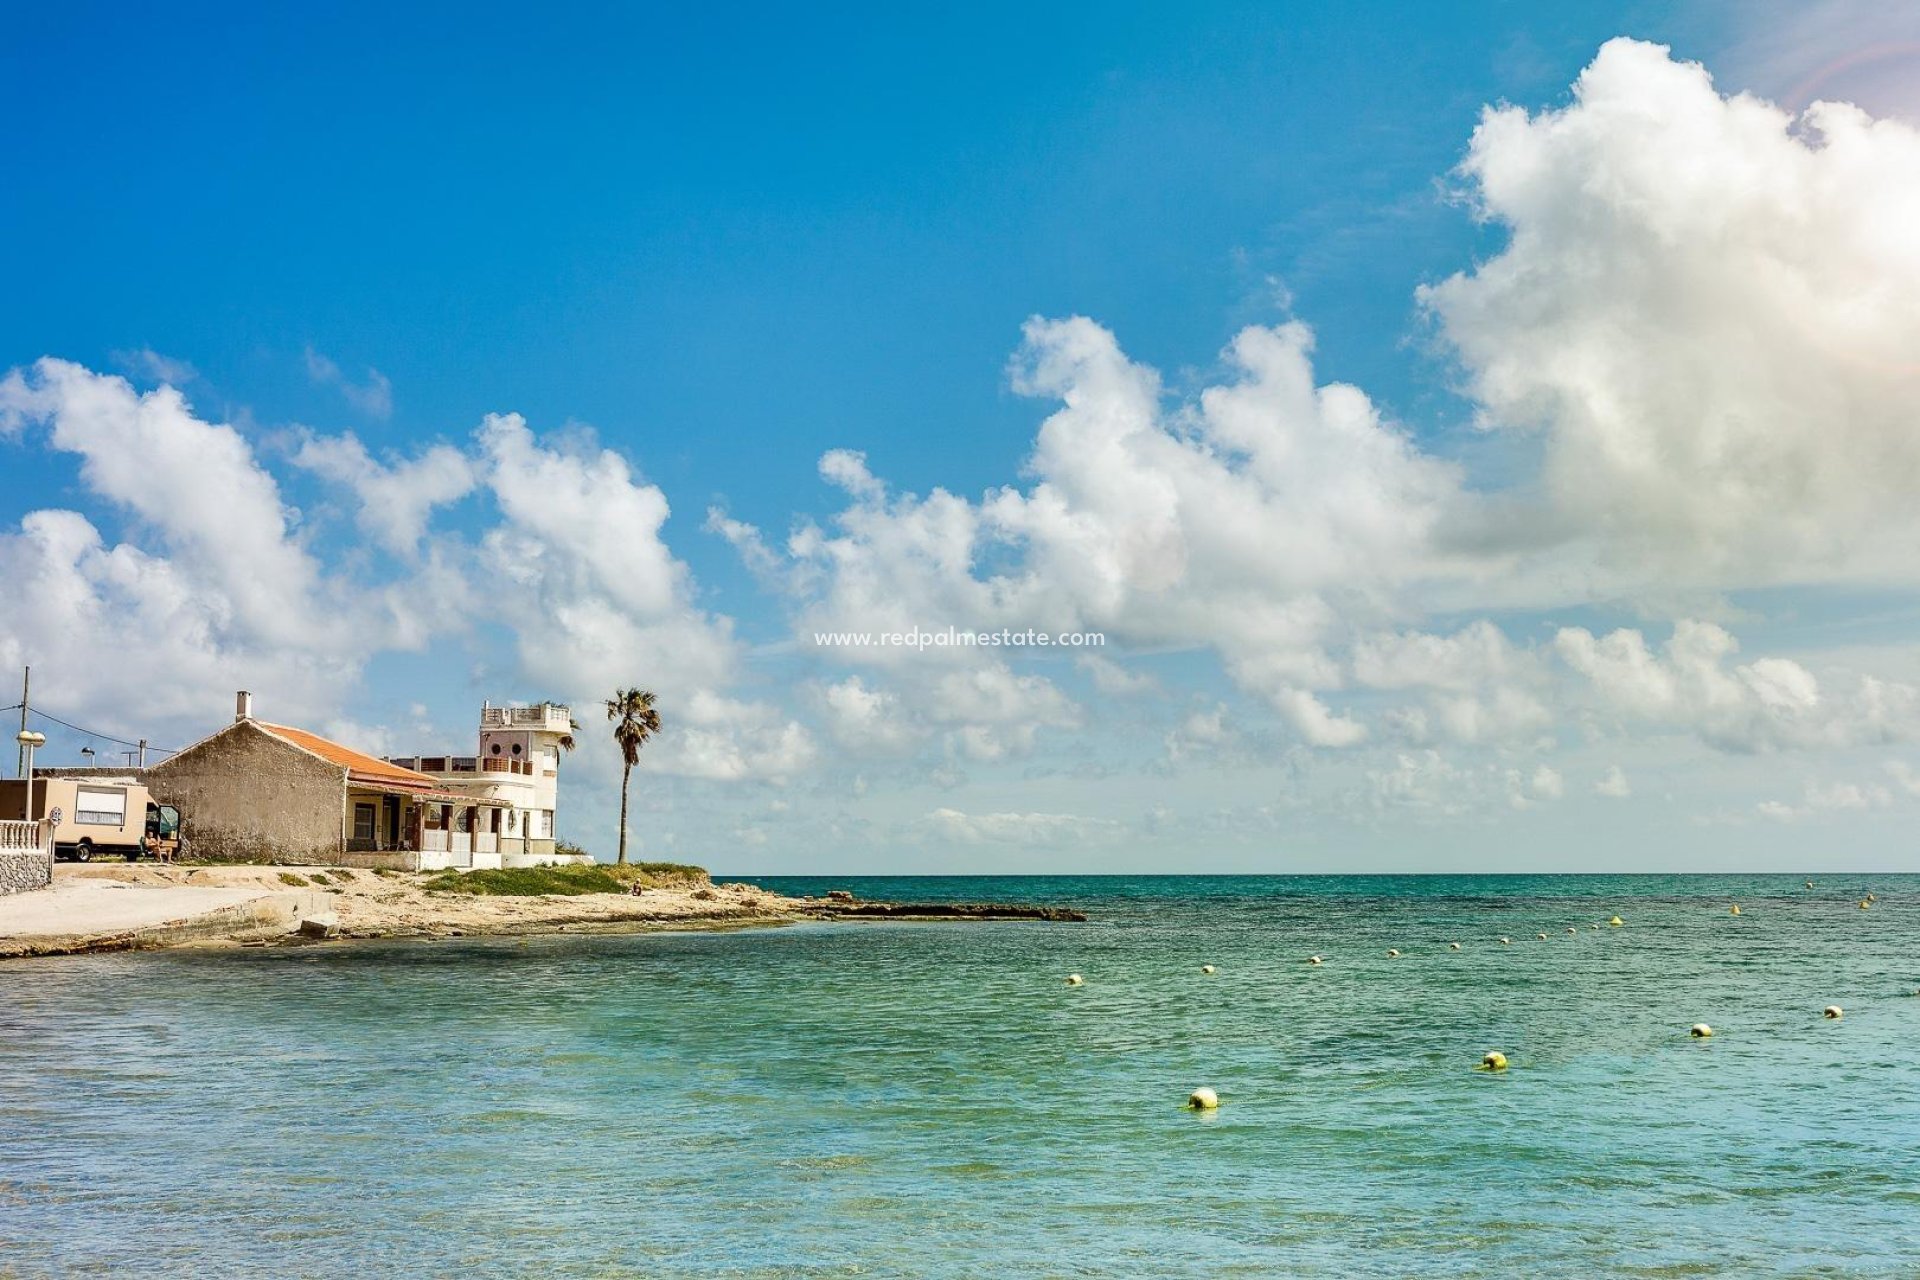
74;841;94;862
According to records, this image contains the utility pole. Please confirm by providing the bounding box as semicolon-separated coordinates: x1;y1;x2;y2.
15;666;27;779
137;739;147;768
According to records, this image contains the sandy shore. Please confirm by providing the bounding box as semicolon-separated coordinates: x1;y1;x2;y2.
0;864;1081;958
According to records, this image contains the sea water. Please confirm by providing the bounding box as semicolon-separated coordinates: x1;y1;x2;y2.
2;874;1918;1276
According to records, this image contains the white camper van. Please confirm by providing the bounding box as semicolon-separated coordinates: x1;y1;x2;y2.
0;776;182;861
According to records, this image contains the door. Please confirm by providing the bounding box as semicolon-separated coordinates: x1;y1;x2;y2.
384;795;400;848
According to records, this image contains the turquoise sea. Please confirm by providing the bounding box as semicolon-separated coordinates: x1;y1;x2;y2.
3;874;1918;1277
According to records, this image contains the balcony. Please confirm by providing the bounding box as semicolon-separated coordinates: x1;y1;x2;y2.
480;703;572;733
480;757;534;776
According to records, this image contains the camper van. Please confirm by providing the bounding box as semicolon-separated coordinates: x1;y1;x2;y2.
0;777;184;861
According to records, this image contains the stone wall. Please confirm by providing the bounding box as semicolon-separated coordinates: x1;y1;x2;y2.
147;722;347;864
0;849;52;895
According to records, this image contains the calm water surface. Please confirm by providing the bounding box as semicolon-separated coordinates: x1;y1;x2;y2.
3;874;1919;1276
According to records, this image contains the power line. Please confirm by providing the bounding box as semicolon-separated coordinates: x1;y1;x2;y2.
0;703;178;757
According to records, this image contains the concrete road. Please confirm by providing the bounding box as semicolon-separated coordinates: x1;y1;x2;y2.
0;875;274;941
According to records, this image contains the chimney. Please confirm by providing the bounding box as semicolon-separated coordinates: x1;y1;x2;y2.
235;690;254;723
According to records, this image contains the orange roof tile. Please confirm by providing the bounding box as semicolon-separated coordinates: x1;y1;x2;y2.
255;722;439;790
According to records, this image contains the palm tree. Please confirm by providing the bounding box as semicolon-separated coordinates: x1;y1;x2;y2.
606;688;661;866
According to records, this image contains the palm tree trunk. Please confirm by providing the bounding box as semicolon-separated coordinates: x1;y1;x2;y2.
617;760;632;865
618;759;633;871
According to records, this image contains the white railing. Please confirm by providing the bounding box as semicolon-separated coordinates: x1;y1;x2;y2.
481;704;572;732
0;819;52;854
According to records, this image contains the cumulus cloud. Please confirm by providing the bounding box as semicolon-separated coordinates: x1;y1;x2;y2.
0;360;802;784
0;362;390;729
16;35;1920;856
1423;37;1920;589
1355;621;1553;744
1553;619;1920;750
813;676;923;752
293;431;476;554
726;316;1461;745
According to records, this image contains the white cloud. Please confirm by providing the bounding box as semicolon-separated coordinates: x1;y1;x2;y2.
1354;622;1553;744
111;348;197;386
729;316;1461;745
1;359;335;649
1757;778;1892;821
1594;765;1632;798
1423;37;1920;590
660;691;817;784
1553;619;1920;750
813;676;923;752
1366;751;1473;817
922;806;1122;846
1076;652;1159;697
1164;701;1233;766
0;363;391;731
304;347;394;419
0;360;808;787
293;431;476;554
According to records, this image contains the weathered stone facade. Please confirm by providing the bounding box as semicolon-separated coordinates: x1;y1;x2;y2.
0;849;52;895
147;721;346;864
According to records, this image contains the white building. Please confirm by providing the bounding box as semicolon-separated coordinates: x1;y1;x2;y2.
388;701;584;869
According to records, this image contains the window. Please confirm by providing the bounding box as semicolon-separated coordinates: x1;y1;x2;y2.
75;786;127;826
536;810;554;839
352;804;376;842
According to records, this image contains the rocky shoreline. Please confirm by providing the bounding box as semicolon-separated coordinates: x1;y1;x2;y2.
0;864;1084;959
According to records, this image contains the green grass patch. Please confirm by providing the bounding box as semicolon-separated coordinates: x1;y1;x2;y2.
421;861;709;896
606;860;708;886
277;872;310;887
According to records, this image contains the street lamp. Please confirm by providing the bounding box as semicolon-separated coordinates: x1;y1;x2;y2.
15;730;46;825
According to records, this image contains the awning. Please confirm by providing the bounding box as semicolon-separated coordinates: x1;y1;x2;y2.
346;779;511;807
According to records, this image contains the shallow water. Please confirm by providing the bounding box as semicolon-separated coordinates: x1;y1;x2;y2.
3;873;1918;1276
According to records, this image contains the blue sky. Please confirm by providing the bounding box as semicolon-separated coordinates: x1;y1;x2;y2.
6;2;1920;871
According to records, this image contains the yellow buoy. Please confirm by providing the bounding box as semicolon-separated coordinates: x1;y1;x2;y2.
1481;1051;1508;1071
1308;955;1324;965
1690;1023;1713;1038
1567;927;1578;935
1386;949;1401;958
1867;892;1876;902
1499;936;1511;945
1536;932;1548;941
1449;942;1462;951
1805;880;1814;889
1729;904;1741;915
1823;1005;1843;1020
1859;899;1871;910
1187;1087;1219;1110
1201;964;1216;975
1608;916;1624;927
1065;973;1084;986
